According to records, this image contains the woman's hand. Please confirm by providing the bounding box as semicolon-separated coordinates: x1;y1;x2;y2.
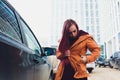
81;56;87;63
64;50;70;57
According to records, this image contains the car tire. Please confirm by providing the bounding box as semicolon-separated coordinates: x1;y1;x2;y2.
99;64;101;67
109;63;113;68
103;65;106;67
87;68;93;73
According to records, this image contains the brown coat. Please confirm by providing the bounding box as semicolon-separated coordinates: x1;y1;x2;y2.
55;34;101;80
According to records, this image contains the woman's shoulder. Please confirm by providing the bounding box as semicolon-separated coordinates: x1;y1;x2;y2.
79;33;93;39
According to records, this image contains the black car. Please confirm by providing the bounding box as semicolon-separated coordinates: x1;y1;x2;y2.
0;0;52;80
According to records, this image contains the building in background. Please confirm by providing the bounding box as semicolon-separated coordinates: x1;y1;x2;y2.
50;0;101;48
98;0;120;59
50;0;120;59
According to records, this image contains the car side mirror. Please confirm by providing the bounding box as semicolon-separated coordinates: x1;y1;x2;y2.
34;49;46;57
42;47;56;56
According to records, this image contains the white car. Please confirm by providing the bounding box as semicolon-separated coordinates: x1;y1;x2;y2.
42;47;60;79
47;55;60;74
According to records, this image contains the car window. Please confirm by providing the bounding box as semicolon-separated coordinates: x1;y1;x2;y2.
18;18;44;67
118;53;120;58
43;47;56;56
0;1;22;42
114;52;118;58
19;18;42;55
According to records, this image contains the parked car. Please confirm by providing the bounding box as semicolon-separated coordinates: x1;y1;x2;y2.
42;47;60;80
96;56;109;67
108;51;120;69
0;0;52;80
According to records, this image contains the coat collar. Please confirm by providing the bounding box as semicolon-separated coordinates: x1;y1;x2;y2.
70;34;92;49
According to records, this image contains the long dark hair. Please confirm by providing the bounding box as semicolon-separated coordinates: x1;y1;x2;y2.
58;19;79;53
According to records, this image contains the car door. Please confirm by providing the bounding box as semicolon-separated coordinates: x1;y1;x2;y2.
18;16;52;80
0;0;52;80
0;1;35;80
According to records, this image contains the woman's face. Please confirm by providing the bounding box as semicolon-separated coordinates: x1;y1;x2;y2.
68;24;78;38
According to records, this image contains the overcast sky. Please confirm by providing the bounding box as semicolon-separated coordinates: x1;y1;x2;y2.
8;0;52;46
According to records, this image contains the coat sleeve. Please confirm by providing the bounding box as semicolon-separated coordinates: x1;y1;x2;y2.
86;37;101;63
56;48;64;60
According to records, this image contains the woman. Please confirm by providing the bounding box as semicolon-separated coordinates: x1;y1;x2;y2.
55;19;101;80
